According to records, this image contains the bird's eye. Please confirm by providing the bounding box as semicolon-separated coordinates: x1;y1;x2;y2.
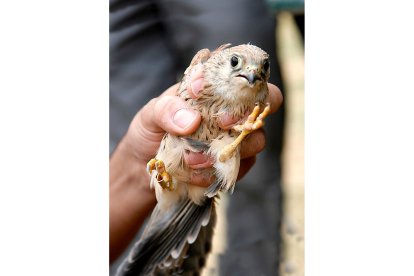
263;59;270;72
230;56;239;67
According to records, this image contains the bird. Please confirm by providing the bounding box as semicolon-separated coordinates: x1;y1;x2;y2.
115;43;271;276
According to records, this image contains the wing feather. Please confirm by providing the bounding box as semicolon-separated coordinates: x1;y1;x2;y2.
116;197;216;276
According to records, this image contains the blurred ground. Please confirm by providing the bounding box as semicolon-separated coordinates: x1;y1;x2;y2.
278;12;305;276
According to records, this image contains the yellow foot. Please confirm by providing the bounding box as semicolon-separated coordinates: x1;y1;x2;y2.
146;158;174;191
219;103;271;162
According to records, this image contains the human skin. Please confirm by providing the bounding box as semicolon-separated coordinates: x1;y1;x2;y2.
109;71;283;262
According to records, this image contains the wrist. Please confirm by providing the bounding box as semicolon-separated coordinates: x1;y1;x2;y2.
110;137;157;261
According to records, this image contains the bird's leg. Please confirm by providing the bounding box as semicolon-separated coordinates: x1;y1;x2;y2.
146;158;174;191
219;103;271;162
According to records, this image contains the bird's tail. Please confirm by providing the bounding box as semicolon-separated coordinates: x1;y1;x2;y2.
115;197;216;276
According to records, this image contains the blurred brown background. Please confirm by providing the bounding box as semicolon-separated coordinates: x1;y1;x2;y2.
278;11;304;276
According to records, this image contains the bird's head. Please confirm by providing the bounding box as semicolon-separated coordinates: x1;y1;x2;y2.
204;44;270;105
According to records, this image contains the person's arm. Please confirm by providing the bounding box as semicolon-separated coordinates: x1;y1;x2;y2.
110;137;156;262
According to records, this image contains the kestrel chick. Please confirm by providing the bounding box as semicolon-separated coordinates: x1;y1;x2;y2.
116;44;271;276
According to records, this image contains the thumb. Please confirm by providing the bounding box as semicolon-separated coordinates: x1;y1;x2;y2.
140;95;201;136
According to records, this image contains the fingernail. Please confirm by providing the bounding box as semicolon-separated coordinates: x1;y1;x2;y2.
173;108;198;129
191;78;203;97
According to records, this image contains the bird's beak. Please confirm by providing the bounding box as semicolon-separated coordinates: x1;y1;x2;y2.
237;68;261;85
245;72;261;85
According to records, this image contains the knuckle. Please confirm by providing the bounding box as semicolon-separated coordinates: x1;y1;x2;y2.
254;130;266;152
244;130;266;154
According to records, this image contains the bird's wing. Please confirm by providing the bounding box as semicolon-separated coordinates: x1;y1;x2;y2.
155;201;217;275
115;197;216;276
214;43;232;52
183;48;212;76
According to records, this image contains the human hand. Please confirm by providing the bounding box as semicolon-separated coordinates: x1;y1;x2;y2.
124;65;283;188
110;64;282;262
